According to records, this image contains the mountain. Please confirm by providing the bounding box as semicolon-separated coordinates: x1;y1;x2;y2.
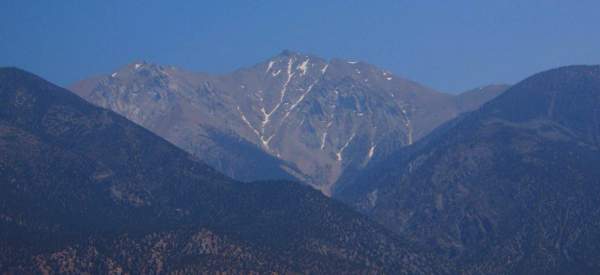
70;51;506;195
70;61;300;184
333;84;509;195
0;68;448;274
339;65;600;274
454;84;510;112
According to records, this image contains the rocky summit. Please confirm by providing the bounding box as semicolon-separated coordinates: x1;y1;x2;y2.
71;51;506;195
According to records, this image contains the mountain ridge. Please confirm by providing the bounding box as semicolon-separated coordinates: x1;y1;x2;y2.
0;67;449;274
338;65;600;274
70;51;508;195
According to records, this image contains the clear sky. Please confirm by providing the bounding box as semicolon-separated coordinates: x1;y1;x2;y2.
2;0;600;93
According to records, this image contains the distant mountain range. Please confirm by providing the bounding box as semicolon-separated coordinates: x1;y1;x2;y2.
338;65;600;274
0;68;446;274
71;50;508;195
3;53;600;274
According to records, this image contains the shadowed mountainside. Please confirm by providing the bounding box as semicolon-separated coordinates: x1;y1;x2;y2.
0;68;449;274
339;65;600;274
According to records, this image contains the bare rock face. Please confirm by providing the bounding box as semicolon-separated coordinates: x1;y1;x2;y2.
71;51;506;194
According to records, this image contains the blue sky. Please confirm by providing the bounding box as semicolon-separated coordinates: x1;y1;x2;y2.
2;0;600;93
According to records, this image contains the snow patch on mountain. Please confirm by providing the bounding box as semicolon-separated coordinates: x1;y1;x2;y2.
337;133;356;162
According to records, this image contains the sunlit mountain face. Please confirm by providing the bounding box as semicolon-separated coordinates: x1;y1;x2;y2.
71;51;506;195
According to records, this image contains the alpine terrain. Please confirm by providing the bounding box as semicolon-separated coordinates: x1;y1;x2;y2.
0;67;450;274
71;50;507;195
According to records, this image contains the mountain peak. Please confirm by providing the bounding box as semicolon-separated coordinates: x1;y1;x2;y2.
279;49;297;57
472;65;600;146
124;60;154;71
0;67;38;79
70;53;500;195
483;65;600;122
271;49;323;62
107;60;178;80
0;67;55;95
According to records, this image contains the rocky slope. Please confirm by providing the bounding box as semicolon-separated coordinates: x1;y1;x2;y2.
71;51;507;195
70;61;300;184
339;65;600;274
0;68;449;274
